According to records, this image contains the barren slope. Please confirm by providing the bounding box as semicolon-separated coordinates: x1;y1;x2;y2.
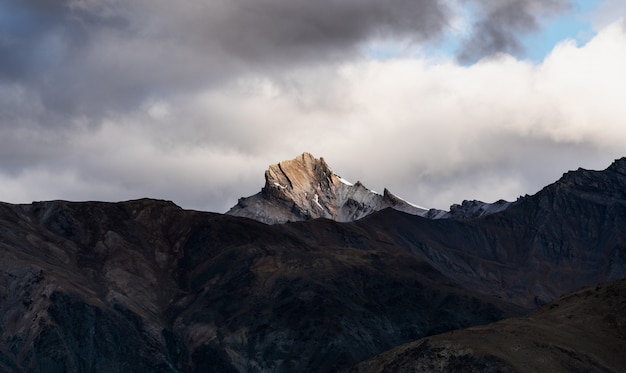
346;278;626;372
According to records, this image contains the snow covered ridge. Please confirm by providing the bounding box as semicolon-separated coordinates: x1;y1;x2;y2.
226;152;513;224
337;175;353;186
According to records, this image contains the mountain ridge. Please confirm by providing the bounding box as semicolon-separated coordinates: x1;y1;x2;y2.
0;197;523;372
226;152;511;224
352;156;626;307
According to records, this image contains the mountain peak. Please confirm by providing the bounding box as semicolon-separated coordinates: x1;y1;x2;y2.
264;152;335;197
260;152;344;220
227;153;430;224
608;157;626;175
544;156;626;202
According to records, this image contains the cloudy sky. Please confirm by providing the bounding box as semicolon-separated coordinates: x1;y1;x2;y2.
1;0;625;213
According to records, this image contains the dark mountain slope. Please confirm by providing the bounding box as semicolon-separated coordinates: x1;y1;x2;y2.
346;277;626;373
349;158;626;307
0;199;192;372
0;199;521;373
172;218;524;372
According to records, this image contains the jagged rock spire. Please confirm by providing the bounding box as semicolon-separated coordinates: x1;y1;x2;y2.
227;153;430;224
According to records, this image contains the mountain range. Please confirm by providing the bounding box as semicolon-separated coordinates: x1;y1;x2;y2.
0;153;625;372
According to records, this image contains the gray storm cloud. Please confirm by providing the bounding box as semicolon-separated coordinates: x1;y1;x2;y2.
457;0;571;63
0;0;452;117
0;0;573;116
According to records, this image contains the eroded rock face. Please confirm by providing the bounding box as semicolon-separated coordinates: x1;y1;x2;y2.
227;153;433;224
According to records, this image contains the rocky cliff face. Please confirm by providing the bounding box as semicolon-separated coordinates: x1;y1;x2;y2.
226;153;437;224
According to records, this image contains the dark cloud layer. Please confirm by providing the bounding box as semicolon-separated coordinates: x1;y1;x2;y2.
205;0;450;58
458;0;571;63
0;0;573;118
0;0;132;84
0;0;453;117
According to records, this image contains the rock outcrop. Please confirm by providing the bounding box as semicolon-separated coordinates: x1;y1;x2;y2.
227;152;439;224
445;199;512;219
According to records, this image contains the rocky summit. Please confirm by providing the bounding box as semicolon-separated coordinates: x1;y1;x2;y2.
227;152;435;224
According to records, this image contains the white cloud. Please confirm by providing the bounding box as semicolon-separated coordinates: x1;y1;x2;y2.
591;1;626;31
